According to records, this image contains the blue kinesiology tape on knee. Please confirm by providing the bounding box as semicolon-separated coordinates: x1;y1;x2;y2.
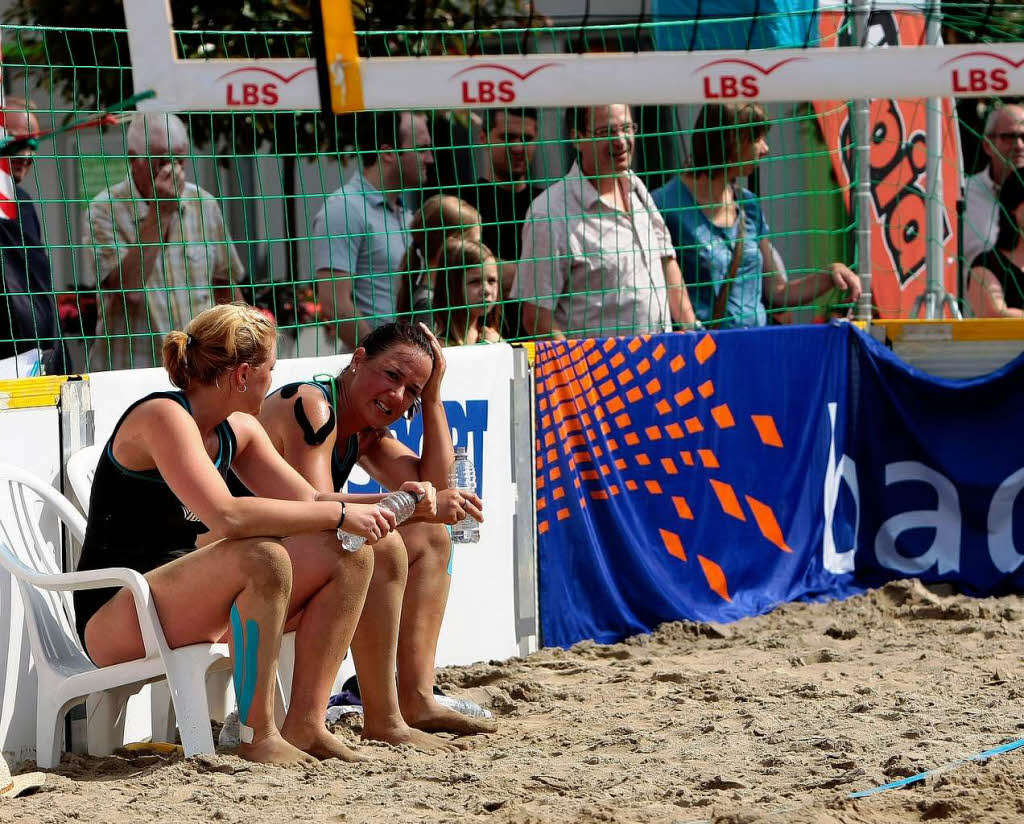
230;603;260;726
446;529;454;577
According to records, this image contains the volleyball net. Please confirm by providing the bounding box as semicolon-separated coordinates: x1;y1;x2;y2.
1;2;1023;374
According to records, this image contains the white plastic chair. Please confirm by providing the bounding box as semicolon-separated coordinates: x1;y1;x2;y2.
65;445;291;731
0;460;233;767
65;443;103;513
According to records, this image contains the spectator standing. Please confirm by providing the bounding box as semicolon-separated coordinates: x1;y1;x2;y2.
515;103;695;339
457;109;540;337
653;102;859;328
83;113;244;371
963;104;1024;269
0;98;66;373
313;111;434;351
967;170;1024;317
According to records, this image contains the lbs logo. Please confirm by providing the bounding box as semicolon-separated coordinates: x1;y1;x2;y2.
450;63;561;105
943;51;1023;94
693;57;805;100
216;66;316;107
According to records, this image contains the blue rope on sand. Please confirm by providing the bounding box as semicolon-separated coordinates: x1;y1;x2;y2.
848;736;1024;798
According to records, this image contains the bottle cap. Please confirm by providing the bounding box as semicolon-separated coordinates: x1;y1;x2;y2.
454;445;468;456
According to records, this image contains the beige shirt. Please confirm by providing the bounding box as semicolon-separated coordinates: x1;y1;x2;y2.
83;178;245;371
514;161;676;338
963;166;999;269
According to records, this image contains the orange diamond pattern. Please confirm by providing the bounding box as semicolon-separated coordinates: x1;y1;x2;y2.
534;334;791;605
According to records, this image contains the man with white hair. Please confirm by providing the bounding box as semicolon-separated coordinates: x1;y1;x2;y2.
83;113;244;370
963;103;1024;269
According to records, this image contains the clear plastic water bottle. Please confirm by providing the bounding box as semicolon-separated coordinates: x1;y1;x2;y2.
338;490;419;552
448;446;480;544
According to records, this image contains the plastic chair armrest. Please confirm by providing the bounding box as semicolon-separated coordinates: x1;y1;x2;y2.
26;565;166;659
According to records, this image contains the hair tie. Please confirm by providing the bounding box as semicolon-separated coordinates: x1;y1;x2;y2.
186;333;194;348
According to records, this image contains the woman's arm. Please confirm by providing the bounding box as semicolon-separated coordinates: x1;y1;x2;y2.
138;402;342;540
413;324;455;490
762;239;861;308
231;407;395;538
968;265;1024;317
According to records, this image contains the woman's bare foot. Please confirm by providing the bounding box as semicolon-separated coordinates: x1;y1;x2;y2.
237;731;319;766
405;700;498;737
281;721;370;762
361;720;468;752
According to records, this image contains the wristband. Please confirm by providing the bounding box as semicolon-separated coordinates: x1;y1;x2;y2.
336;502;346;530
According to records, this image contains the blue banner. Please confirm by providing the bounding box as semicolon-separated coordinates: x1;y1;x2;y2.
840;329;1024;594
535;325;855;648
651;0;821;51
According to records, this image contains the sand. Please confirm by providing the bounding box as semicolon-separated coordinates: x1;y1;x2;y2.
5;578;1024;824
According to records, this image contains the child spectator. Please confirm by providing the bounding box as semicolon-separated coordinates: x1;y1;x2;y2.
432;237;502;346
394;194;481;321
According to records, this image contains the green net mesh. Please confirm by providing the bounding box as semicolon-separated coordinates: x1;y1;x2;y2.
1;4;1023;374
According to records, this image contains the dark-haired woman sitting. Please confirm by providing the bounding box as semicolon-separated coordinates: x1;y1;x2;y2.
74;303;419;765
968;170;1024;318
246;320;494;749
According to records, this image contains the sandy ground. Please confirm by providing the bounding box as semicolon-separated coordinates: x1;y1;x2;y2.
5;578;1024;824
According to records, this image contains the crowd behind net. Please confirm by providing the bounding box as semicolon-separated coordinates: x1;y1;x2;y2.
1;2;1024;373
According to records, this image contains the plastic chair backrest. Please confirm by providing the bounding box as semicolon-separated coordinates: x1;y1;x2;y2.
66;444;103;514
0;464;92;674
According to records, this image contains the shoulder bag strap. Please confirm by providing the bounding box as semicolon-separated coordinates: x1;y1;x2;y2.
712;185;746;324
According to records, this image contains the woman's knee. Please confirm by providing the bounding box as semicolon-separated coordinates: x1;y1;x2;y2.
237;538;293;598
403;522;451;566
370;531;408;583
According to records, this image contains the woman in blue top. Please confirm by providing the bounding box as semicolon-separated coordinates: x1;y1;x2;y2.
75;303;419;766
653;102;861;328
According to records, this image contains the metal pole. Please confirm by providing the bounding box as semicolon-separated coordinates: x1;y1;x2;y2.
923;1;945;319
853;2;873;323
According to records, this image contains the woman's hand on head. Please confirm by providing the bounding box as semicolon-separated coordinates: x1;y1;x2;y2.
341;502;398;544
401;480;437;519
418;322;447;404
435;488;484;525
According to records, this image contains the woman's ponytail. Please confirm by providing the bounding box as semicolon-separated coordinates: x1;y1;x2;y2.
162;330;192;389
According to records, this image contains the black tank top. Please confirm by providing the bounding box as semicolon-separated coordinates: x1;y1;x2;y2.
970;249;1024;310
225;379;358;496
74;391;236;643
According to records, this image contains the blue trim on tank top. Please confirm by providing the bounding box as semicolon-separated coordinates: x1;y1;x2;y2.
106;391;231;480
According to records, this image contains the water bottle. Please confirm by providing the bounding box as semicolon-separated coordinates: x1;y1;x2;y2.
448;446;480;544
338;490;419;552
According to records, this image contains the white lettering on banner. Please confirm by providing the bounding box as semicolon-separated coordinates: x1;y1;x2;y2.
823;402;858;575
821;404;1024;576
874;462;962;575
989;467;1024;573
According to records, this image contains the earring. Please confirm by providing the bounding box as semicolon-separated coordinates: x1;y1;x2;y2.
240;384;247;393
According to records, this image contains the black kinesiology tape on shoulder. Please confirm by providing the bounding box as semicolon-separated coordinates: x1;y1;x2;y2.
293;396;336;446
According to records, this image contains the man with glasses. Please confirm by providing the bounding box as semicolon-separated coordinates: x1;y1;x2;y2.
963;104;1024;269
83;112;245;370
515;103;696;339
0;97;66;374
